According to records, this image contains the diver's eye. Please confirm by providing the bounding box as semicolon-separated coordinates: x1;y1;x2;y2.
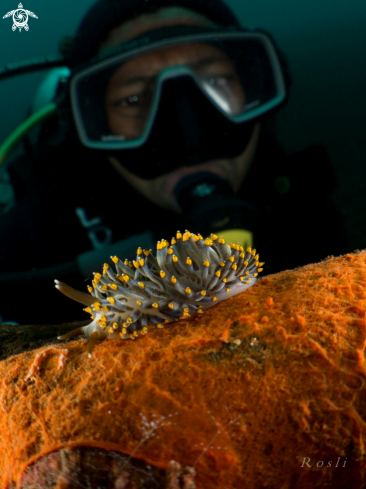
205;74;234;88
114;94;141;108
125;95;139;106
112;89;152;112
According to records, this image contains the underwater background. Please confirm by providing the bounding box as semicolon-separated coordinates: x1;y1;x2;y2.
0;0;366;249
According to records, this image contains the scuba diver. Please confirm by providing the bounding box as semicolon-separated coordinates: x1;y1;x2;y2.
0;0;349;324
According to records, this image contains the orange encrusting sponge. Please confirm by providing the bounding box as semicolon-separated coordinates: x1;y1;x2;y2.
1;251;366;488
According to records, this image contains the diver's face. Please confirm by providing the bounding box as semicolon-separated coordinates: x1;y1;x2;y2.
104;43;246;140
99;7;260;213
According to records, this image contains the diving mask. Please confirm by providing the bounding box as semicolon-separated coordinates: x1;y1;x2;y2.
69;25;287;178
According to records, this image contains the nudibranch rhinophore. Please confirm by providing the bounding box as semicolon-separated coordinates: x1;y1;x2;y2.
55;230;264;356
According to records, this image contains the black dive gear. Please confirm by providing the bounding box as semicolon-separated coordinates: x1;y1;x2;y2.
69;25;287;178
67;0;242;69
0;0;298;326
174;172;259;236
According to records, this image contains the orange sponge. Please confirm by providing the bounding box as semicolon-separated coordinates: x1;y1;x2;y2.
1;251;366;488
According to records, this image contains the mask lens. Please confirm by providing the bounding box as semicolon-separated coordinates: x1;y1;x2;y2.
71;32;285;149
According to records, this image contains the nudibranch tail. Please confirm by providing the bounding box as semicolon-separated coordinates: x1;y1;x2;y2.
55;230;264;355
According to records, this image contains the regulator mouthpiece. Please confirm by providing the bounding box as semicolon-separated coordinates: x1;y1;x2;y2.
174;172;258;235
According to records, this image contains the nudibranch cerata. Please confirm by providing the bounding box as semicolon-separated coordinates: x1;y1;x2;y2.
55;230;264;356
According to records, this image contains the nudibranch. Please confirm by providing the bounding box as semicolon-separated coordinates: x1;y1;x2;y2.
55;230;264;356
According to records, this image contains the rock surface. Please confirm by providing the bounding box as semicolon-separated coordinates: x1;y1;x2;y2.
1;251;366;488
